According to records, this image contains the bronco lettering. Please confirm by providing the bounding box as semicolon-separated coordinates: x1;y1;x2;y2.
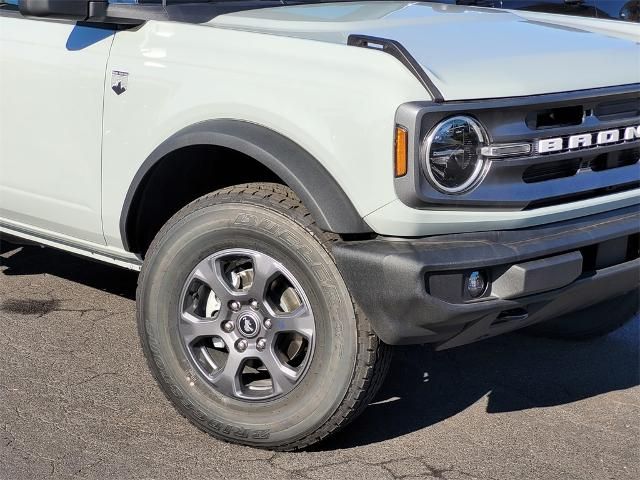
537;124;640;154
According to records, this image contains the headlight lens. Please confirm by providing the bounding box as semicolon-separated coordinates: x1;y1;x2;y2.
423;116;487;194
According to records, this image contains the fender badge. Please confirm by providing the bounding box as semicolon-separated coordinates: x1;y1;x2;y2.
111;70;129;95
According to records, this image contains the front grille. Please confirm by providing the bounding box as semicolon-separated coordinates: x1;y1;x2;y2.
402;84;640;211
523;158;582;183
522;147;639;184
527;105;584;130
590;147;640;171
595;98;640;121
525;182;640;210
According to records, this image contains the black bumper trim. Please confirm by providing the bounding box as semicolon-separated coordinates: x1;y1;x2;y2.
333;205;640;346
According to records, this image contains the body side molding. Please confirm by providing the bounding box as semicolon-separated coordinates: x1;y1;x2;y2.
0;220;142;271
120;119;372;252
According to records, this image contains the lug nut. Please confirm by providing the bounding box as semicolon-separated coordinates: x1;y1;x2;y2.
256;338;267;351
229;300;241;312
263;319;272;330
222;321;234;333
250;299;259;310
235;339;248;352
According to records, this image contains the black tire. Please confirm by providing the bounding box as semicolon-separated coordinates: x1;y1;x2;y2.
523;291;639;340
137;183;391;450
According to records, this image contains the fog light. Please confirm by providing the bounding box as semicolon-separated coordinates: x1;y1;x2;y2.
467;271;487;298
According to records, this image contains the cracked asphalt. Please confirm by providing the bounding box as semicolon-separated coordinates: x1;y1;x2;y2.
1;239;638;480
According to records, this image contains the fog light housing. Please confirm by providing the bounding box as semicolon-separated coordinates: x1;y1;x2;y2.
467;271;487;298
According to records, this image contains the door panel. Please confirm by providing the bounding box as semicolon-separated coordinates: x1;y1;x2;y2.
0;12;114;243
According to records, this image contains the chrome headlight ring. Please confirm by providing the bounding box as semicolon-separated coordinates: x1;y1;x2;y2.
422;115;490;194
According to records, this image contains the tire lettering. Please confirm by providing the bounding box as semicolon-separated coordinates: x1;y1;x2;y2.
233;213;258;227
207;420;269;439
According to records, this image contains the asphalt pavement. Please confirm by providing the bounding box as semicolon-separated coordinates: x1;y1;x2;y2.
1;239;638;480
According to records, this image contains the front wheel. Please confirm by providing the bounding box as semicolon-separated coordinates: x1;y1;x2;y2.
137;183;391;450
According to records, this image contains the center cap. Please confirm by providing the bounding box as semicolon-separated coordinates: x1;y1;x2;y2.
237;312;261;338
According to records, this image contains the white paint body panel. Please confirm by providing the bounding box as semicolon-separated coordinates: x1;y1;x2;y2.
365;189;640;237
0;19;113;244
513;9;640;42
210;1;640;100
100;20;427;247
0;3;638;260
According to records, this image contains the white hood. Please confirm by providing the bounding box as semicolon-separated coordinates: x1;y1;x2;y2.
210;1;640;100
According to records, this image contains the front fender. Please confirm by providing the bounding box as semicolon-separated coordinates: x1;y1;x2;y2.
120;119;372;251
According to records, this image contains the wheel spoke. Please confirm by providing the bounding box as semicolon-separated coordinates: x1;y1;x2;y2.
247;252;282;299
269;306;315;339
260;349;298;395
209;353;244;397
192;259;239;302
179;248;316;401
180;311;224;344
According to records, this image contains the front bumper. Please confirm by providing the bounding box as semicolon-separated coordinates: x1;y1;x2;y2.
333;205;640;348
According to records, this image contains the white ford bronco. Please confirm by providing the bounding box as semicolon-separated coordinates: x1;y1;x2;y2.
0;0;639;450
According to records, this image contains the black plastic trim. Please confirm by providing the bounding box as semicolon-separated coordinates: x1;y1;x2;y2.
394;83;640;210
0;220;142;268
13;1;293;25
333;205;640;346
19;0;98;20
347;34;445;103
120;119;371;252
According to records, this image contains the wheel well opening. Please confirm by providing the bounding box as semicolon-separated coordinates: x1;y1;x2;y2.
125;145;284;256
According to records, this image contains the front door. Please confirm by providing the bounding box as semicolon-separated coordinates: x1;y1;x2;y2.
0;3;114;244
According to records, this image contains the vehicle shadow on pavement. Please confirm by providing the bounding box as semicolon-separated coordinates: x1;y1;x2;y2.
318;315;639;449
2;239;638;450
0;239;138;300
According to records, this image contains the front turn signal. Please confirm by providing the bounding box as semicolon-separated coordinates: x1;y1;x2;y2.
394;126;408;178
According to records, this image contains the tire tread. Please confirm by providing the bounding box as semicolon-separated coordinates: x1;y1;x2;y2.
137;182;391;451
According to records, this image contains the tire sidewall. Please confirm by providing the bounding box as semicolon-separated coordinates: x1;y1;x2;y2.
139;200;358;447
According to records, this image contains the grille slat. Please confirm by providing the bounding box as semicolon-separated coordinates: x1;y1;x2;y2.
590;148;640;172
525;182;640;210
522;147;639;184
595;98;640;121
523;159;581;183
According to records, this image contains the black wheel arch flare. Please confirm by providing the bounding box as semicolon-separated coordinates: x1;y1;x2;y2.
119;119;372;253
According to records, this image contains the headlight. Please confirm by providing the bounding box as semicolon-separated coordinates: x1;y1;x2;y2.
423;116;488;194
